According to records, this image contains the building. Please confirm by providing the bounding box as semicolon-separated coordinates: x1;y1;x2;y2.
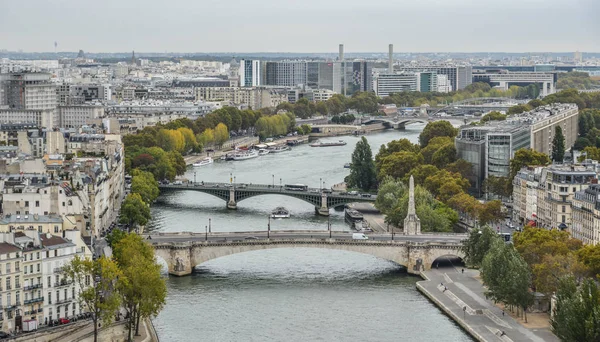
513;163;599;234
456;104;580;196
572;184;600;245
195;87;286;109
58;105;104;128
472;70;557;97
397;66;472;90
417;71;438;93
239;60;261;87
0;109;58;129
0;73;57;111
374;73;418;97
0;240;22;331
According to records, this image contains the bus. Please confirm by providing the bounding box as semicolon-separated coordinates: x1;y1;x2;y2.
284;184;308;191
498;232;511;242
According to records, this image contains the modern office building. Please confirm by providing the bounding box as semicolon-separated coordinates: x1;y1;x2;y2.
239;60;261;87
456;104;580;196
472;70;557;96
59;104;105;128
417;71;438;93
0;73;57;110
397;66;472;90
374;73;418;97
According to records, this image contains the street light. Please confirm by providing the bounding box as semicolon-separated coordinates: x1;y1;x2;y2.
205;225;208;241
272;174;274;187
234;176;236;186
328;215;331;238
209;218;211;233
230;172;232;184
194;172;196;184
268;215;271;239
320;178;322;190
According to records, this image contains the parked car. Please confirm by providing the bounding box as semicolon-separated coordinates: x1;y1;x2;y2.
58;318;70;324
0;332;9;339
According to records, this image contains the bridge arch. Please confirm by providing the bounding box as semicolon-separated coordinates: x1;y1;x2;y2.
152;239;465;277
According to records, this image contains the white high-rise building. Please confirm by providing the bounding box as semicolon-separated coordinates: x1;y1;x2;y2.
239;60;261;87
375;73;418;97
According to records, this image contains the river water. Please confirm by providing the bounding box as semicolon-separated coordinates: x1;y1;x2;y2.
150;125;472;341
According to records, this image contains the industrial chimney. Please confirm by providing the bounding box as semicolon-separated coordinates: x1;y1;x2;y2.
339;44;344;61
388;44;393;73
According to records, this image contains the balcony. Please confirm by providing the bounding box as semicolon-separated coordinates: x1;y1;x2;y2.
54;280;73;288
55;297;73;305
53;267;66;274
24;283;42;291
24;297;44;305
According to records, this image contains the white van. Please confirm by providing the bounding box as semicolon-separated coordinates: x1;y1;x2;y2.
352;233;369;240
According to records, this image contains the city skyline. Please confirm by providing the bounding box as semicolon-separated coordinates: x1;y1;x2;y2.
1;0;599;53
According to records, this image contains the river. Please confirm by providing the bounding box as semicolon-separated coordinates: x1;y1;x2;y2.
150;125;472;341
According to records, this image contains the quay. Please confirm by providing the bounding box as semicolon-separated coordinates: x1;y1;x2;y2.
417;266;558;342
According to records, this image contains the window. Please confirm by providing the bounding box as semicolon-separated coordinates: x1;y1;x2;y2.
64;289;67;300
85;275;90;287
62;202;65;207
29;253;33;261
56;290;59;301
562;215;566;223
37;263;40;272
35;201;39;207
46;251;49;258
15;261;19;272
16;211;20;215
15;292;19;304
24;201;29;207
29;265;33;274
562;206;566;213
54;226;59;233
36;252;40;260
573;187;576;192
6;263;10;274
38;226;42;232
47;276;51;287
5;277;9;290
65;303;69;313
54;250;57;257
48;292;51;304
72;288;75;298
15;276;19;288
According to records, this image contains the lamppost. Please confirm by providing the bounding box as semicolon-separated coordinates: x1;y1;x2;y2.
272;174;274;187
234;176;236;186
194;172;196;184
279;178;282;188
268;215;271;239
328;215;331;238
319;178;322;190
209;218;211;233
205;225;208;241
230;173;232;184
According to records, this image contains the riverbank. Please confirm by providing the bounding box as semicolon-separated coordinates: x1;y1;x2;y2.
417;267;558;342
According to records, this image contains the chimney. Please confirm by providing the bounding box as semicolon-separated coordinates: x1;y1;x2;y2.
339;44;344;61
388;44;394;73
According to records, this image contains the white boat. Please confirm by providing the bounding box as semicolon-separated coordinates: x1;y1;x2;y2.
271;207;290;218
193;157;213;167
258;149;270;156
232;150;259;161
268;145;290;153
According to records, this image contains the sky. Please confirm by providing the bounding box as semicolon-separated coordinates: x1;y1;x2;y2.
1;0;599;53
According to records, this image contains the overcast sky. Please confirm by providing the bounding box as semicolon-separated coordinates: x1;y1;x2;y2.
1;0;599;53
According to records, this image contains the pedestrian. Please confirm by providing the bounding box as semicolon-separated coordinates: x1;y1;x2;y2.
441;282;443;286
502;311;505;316
461;268;464;274
444;286;447;292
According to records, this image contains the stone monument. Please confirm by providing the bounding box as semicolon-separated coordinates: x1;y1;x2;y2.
403;175;421;235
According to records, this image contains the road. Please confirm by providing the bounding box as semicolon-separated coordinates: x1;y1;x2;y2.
146;231;467;244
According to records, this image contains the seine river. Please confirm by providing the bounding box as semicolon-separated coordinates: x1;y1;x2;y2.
149;125;472;342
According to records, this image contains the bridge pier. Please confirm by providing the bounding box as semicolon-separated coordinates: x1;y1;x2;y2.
316;192;329;216
227;187;237;210
166;246;194;276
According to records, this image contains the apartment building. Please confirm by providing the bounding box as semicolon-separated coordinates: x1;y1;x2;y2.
195;87;287;109
0;241;22;332
572;184;600;245
58;105;105;128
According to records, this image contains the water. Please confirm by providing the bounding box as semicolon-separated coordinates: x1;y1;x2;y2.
150;126;472;341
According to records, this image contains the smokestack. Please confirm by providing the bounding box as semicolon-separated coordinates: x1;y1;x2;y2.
339;44;344;61
388;44;393;73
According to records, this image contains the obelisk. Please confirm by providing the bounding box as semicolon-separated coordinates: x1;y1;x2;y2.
403;175;421;235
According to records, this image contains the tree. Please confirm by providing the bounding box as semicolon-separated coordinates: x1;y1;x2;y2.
420;136;454;164
532;253;587;296
448;192;481;221
374;177;406;214
480;111;507;123
197;128;214;148
445;159;474;181
347;137;377;191
551;126;565;162
114;234;167;341
176;127;197;153
214;123;229;148
418;121;458;147
131;170;159;204
64;256;123;342
576;243;600;278
483;176;512;200
300;124;312;135
375;139;420;170
377;151;424;180
581;146;600;162
387;185;455;232
478;200;504;226
551;276;600;342
106;229;127;249
431;143;457;169
513;227;583;268
509;148;551;180
462;225;498;267
119;193;151;232
423;169;469;202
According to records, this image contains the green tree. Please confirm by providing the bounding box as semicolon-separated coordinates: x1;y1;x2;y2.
64;256;123;342
462;225;498;267
551;126;565;162
577;243;600;278
445;159;474;182
300;124;312;135
119;193;151;232
214;123;229;148
106;229;127;249
347;137;377;191
374;177;406;214
581;146;600;162
131;170;159;204
418;121;458;147
551;276;600;341
480;111;507;123
378;151;424;180
114;234;167;341
478;200;504;226
509;148;551;180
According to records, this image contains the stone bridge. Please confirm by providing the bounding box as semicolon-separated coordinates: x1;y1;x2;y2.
148;232;466;276
361;116;429;129
158;182;376;216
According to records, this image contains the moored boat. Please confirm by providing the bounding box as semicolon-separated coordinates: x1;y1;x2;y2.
271;207;291;218
232;150;259;161
193;157;213;167
268;145;290;153
258;149;270;156
344;163;351;168
310;140;347;147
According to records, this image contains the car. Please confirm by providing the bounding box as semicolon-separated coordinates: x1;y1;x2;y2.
58;318;70;324
0;332;9;339
245;236;259;240
348;191;358;196
360;193;372;198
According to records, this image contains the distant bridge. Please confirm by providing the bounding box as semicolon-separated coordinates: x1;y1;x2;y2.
159;182;376;216
148;231;466;276
360;115;430;129
430;97;527;116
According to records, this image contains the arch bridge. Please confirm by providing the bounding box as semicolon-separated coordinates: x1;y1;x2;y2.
158;182;376;216
361;116;429;130
149;231;466;276
430;97;527;116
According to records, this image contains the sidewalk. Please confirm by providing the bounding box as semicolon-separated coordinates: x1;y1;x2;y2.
417;267;558;342
52;318;156;342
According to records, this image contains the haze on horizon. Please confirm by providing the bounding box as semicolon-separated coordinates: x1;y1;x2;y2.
1;0;599;53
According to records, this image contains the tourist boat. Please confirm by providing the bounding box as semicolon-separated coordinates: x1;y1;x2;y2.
345;209;364;228
267;145;290;153
258;149;270;156
232;150;259;161
193;157;213;167
309;140;347;147
271;207;291;219
344;163;351;168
